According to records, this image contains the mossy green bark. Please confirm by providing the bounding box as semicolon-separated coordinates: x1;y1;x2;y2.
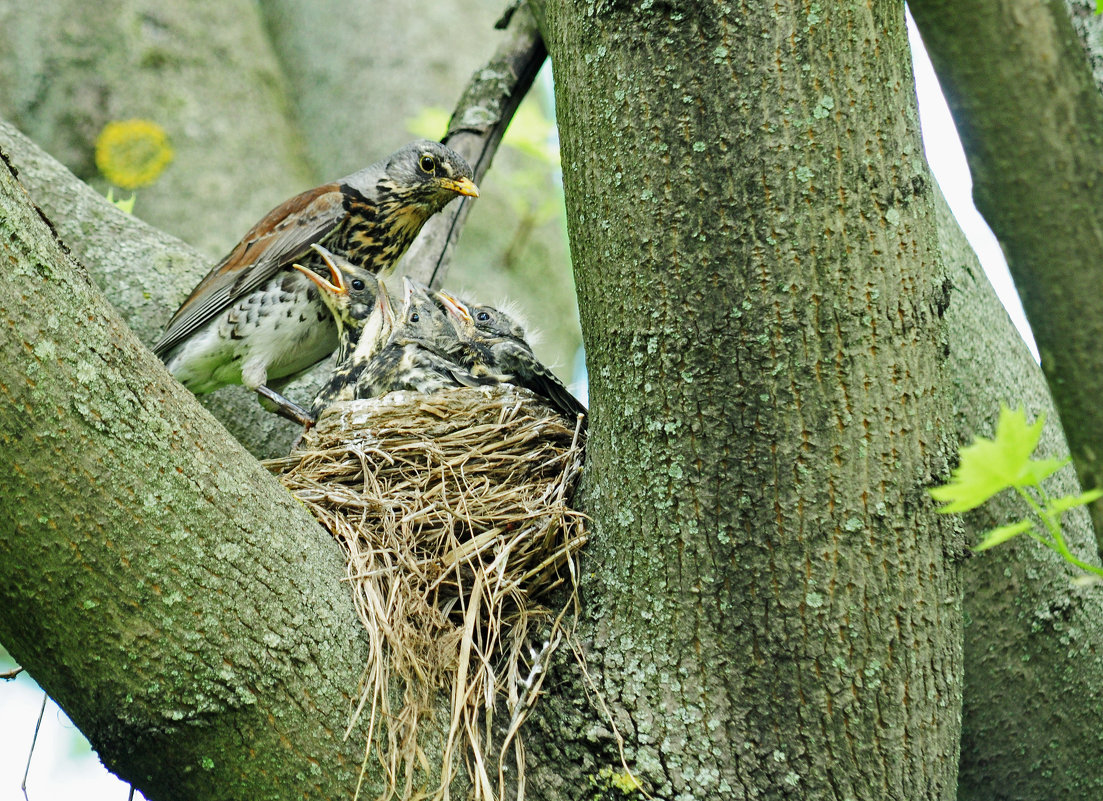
0;149;378;801
531;1;962;798
0;120;305;459
934;191;1103;796
910;0;1103;542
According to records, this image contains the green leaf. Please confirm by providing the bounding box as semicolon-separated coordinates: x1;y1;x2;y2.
1097;0;1103;15
1023;457;1069;485
105;187;136;214
974;520;1033;551
1048;489;1103;516
930;406;1050;513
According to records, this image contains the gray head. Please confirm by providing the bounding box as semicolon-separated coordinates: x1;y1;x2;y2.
431;290;528;345
396;278;465;347
466;303;528;345
354;140;479;214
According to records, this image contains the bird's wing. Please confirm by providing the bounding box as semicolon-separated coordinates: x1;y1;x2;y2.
440;360;492;389
152;184;346;356
497;342;588;420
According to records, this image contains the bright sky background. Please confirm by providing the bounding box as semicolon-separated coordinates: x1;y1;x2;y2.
0;16;1038;801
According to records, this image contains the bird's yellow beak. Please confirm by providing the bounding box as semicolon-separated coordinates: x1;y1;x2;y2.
294;245;347;295
434;290;473;324
378;281;395;326
293;262;345;295
439;176;479;198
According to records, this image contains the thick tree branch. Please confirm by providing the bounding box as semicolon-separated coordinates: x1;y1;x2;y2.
909;0;1103;541
0;8;548;799
531;2;961;797
0;120;307;459
933;183;1103;797
1;3;549;458
0;147;376;800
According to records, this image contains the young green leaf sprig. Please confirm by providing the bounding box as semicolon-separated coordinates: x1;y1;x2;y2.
930;405;1103;578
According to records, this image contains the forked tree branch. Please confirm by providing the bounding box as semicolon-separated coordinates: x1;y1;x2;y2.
0;4;545;800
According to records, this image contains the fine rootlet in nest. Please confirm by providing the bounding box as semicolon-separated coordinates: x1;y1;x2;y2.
264;383;587;801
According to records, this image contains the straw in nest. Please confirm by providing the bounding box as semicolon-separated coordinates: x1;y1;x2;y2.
265;384;587;801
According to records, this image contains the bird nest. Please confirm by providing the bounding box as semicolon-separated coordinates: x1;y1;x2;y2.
264;384;587;801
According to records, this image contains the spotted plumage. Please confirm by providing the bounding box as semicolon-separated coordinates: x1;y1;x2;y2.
291;245;396;418
350;279;489;401
435;292;587;421
153;140;477;423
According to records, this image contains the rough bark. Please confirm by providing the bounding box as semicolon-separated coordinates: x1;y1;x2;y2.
532;2;961;798
1063;0;1103;95
0;120;305;459
0;0;315;258
909;0;1103;541
0;152;377;800
932;187;1103;797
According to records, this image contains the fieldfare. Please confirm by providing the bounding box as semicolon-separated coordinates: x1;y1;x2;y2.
153;140;477;423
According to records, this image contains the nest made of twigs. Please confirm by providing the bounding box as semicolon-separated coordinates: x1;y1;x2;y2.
264;384;587;801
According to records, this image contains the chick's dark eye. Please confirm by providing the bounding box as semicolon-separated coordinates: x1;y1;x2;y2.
476;311;491;322
351;279;365;291
418;155;435;173
410;312;420;323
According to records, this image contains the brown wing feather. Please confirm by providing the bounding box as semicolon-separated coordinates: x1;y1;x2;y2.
153;183;346;356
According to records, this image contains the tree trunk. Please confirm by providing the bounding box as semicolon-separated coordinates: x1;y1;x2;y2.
0;150;397;799
531;2;961;798
7;2;1103;799
909;0;1103;542
932;183;1103;798
0;119;304;459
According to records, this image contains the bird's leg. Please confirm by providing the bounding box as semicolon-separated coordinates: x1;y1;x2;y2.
254;385;317;427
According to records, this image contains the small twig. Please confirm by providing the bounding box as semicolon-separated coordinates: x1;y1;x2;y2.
22;692;48;801
402;4;548;289
1;665;24;680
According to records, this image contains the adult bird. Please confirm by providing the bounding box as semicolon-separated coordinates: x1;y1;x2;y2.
152;140;478;425
435;292;587;422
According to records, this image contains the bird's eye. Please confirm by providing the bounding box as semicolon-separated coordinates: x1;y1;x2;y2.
351;279;365;291
410;312;420;323
476;311;491;322
418;155;436;173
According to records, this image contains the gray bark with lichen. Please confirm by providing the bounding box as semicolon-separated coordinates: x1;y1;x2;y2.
529;1;963;798
0;0;315;257
909;0;1103;542
934;189;1103;797
0;150;372;800
4;1;1103;799
0;120;306;458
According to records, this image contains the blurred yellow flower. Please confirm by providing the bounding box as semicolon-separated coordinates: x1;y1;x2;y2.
94;119;174;189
